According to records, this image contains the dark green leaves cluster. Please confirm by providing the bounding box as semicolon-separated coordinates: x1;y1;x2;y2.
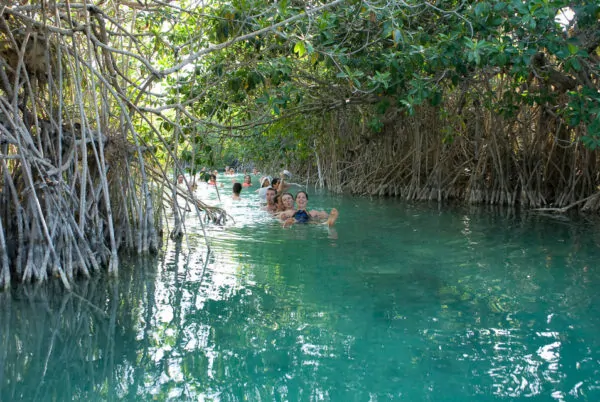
149;0;599;165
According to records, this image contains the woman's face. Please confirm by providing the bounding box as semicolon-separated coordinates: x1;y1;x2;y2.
282;194;294;210
295;192;308;209
244;175;251;184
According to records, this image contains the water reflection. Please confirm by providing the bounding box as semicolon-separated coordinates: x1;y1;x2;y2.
0;257;157;401
2;184;600;400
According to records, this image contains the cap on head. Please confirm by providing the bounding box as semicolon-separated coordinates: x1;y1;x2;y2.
260;176;272;187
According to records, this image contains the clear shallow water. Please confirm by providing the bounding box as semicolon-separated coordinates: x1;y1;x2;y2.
1;173;600;401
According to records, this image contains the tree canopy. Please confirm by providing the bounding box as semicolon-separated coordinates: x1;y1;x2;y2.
0;0;598;286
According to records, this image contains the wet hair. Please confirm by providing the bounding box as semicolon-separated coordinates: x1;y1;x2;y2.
295;191;308;200
244;175;251;183
266;187;277;195
272;178;281;187
232;182;242;194
209;174;217;181
282;192;294;200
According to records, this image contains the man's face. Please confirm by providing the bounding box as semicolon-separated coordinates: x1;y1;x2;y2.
177;175;184;184
266;189;276;204
282;194;294;210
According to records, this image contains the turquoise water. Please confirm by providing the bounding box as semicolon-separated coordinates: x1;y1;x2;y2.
1;173;600;401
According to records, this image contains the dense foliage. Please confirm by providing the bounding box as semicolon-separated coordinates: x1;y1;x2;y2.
150;1;598;187
0;0;598;286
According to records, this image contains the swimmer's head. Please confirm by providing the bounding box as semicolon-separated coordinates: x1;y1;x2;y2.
232;182;242;195
295;191;308;209
260;176;271;187
295;191;308;200
266;187;277;204
282;192;294;210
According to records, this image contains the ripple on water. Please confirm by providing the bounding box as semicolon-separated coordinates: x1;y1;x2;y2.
4;177;600;402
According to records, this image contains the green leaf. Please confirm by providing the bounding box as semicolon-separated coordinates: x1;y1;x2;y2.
372;71;392;89
382;21;393;38
581;136;598;150
256;93;269;104
368;118;383;132
569;58;582;71
393;29;403;46
569;115;580;126
493;2;507;11
293;41;306;57
556;49;569;59
305;41;314;54
474;2;491;17
568;43;578;55
430;90;442;107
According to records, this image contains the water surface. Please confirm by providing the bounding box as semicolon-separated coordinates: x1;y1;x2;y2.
1;173;599;401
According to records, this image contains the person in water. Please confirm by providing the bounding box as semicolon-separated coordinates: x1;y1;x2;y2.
281;191;338;227
242;175;252;187
271;177;282;192
232;182;242;200
208;174;217;186
281;192;295;211
262;188;278;213
273;193;286;212
257;176;272;201
271;171;296;193
197;167;209;182
274;192;295;219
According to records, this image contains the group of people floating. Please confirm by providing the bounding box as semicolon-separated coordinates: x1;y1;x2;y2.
179;167;338;227
252;171;339;227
